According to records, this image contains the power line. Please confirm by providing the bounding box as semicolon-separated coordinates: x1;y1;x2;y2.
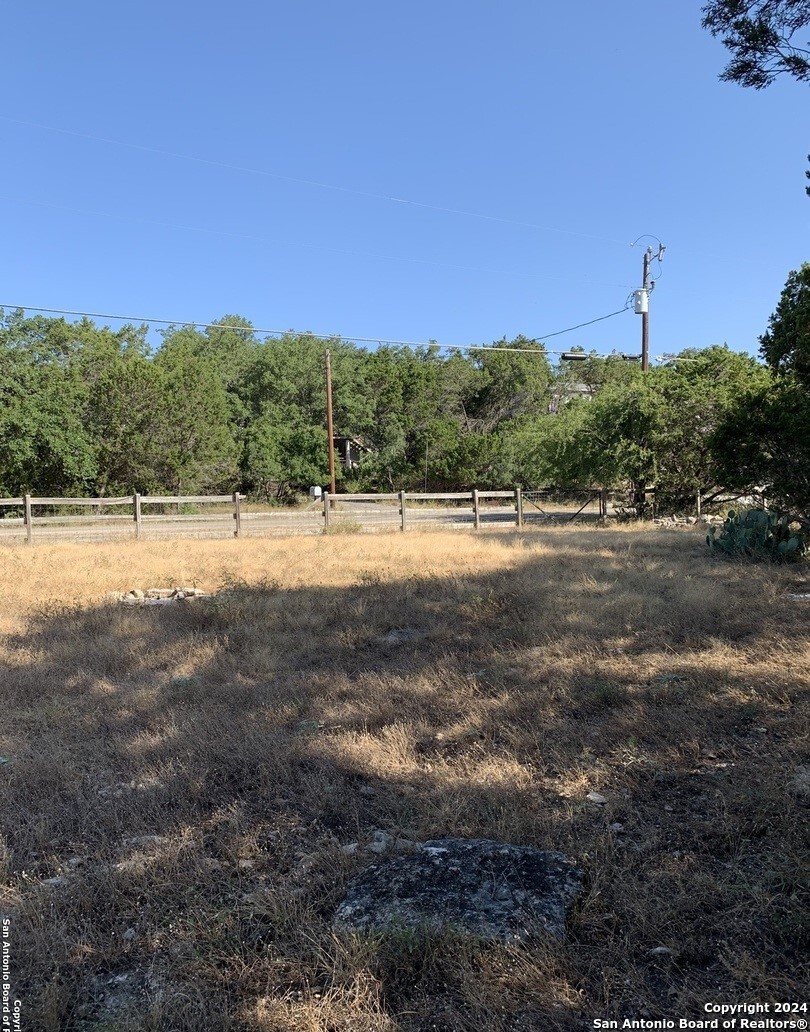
533;304;632;339
3;115;631;247
0;302;633;356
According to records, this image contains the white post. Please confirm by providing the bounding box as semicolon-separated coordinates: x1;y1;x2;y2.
232;491;242;537
24;494;33;545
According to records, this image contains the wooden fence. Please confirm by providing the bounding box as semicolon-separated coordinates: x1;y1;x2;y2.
0;492;245;544
322;488;608;530
0;488;610;545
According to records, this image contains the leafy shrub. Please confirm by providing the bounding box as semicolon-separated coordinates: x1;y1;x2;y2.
707;508;807;562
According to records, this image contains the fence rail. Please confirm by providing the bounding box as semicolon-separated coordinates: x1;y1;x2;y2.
0;492;246;544
0;487;616;545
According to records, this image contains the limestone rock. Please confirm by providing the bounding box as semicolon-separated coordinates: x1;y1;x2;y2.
788;765;810;799
375;627;422;646
333;837;583;942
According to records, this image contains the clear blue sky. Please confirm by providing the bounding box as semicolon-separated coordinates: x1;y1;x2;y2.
2;1;807;360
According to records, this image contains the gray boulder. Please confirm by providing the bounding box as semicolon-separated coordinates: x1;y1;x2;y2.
334;837;583;942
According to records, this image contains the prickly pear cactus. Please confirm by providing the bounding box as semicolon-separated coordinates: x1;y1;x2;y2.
707;508;807;563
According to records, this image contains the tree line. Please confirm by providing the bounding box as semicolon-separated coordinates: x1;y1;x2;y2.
0;264;807;521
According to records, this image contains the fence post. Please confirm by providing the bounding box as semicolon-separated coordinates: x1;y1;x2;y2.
133;493;142;540
696;490;702;518
515;487;523;528
473;488;480;530
399;490;407;532
232;491;242;538
323;491;330;530
24;493;33;545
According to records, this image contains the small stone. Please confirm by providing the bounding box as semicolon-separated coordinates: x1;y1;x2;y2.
124;835;167;847
367;830;394;854
609;822;625;833
376;628;421;646
39;876;69;889
788;766;810;800
123;927;136;941
341;843;359;856
649;945;673;956
294;719;325;734
359;785;376;797
586;792;608;805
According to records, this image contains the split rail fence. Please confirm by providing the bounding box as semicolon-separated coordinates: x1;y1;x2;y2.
0;488;611;545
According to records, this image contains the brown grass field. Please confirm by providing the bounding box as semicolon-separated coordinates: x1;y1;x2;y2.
0;526;807;1030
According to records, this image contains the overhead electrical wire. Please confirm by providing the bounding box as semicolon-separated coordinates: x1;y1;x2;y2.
2;120;639;356
0;302;633;356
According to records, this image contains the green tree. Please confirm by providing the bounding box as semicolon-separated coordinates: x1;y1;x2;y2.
468;338;552;431
160;316;259;430
712;377;810;522
0;311;97;494
702;1;809;192
702;0;810;88
86;356;167;495
240;333;373;497
151;338;239;494
243;417;326;499
758;262;810;384
712;265;810;522
534;349;768;513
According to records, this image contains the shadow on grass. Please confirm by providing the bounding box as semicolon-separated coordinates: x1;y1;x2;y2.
1;533;807;1030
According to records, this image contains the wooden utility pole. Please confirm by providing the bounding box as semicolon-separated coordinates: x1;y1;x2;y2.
641;247;651;372
635;242;664;516
325;349;336;499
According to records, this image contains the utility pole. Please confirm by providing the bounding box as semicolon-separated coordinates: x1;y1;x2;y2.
641;247;651;372
632;240;665;518
325;349;337;499
635;242;665;372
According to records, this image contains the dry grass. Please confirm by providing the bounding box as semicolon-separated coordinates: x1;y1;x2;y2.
0;526;807;1030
